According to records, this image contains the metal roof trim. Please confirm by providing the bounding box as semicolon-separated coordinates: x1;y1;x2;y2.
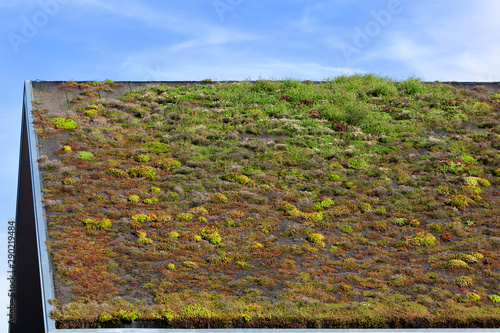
24;80;57;333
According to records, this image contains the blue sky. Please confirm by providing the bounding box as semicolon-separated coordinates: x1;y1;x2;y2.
1;0;500;329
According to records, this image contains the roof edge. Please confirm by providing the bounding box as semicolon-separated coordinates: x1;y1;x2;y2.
23;80;57;333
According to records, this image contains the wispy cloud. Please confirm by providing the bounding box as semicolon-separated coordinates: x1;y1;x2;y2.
64;0;204;34
343;0;500;80
168;28;259;52
57;0;260;58
127;54;366;81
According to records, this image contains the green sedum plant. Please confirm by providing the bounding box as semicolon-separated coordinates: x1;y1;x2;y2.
128;165;157;180
131;214;151;223
181;304;215;318
348;157;370;169
312;198;335;210
52;117;78;130
135;154;150;163
307;233;326;248
176;213;193;222
200;226;221;244
150;186;161;194
223;172;252;185
157;158;181;170
409;232;437;247
455;276;473;288
83;218;112;230
128;195;140;203
358;203;372;212
153;308;174;322
210;192;228;203
445;195;473;210
98;312;113;323
447;259;469;269
141;141;169;153
77;151;94;160
114;310;141;322
489;294;500;303
108;168;127;178
279;203;301;217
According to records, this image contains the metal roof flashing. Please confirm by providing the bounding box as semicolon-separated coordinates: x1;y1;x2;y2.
24;80;57;333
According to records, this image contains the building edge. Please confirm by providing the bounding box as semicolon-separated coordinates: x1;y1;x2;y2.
9;81;57;333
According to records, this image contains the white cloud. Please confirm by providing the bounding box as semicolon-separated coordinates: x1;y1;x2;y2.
127;56;366;81
353;1;500;81
389;44;500;81
65;0;204;34
168;28;259;52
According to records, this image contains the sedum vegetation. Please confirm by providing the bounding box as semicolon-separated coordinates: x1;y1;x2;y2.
31;76;500;328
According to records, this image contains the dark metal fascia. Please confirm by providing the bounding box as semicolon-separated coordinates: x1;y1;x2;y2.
24;80;57;333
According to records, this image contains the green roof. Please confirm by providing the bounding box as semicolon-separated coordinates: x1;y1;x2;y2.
29;77;500;329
